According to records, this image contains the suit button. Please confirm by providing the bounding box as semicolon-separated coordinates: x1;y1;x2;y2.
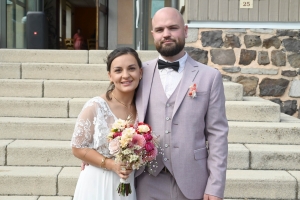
165;130;169;134
166;103;170;107
165;144;168;148
164;158;168;161
166;117;170;121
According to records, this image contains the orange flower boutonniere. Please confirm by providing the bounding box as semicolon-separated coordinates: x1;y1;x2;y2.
188;83;197;98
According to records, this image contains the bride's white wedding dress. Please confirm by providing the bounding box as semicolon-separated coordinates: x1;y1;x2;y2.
71;97;136;200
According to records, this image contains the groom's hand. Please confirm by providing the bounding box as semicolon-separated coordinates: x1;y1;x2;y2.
203;194;222;200
81;161;89;170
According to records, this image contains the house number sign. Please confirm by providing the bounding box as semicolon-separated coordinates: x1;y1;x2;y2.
240;0;253;8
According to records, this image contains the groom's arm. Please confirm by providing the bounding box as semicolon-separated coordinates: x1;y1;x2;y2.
203;71;228;199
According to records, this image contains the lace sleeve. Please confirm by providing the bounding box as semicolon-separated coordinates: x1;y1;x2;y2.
71;100;98;148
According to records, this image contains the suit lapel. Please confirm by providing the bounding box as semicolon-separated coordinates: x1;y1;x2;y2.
136;59;157;122
172;56;199;118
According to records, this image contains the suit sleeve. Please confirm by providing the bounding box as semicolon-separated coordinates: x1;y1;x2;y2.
204;71;228;198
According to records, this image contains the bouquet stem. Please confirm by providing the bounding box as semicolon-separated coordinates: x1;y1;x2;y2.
117;178;132;196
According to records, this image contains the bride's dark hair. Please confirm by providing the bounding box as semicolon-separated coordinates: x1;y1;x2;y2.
105;47;142;100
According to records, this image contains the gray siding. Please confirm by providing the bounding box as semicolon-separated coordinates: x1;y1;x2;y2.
186;0;300;22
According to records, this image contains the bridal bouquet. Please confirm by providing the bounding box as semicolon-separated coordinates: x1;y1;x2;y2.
108;119;158;196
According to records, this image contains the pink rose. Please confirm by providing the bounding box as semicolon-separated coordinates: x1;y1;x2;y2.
131;134;146;148
108;138;120;155
145;142;154;152
143;147;158;161
143;133;153;141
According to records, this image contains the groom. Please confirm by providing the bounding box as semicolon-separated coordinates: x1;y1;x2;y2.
135;7;228;200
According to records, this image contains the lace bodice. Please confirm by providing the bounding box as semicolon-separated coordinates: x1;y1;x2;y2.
71;97;117;158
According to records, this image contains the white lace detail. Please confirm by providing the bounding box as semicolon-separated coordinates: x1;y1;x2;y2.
71;97;117;158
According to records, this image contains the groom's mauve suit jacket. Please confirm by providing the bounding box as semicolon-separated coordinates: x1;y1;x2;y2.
135;55;228;199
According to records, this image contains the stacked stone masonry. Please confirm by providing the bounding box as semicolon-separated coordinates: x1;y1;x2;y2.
186;28;300;118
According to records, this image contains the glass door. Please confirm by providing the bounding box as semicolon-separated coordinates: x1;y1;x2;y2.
96;0;108;49
135;0;177;50
6;0;39;48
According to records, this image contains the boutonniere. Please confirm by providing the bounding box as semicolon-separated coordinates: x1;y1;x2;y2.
188;83;197;98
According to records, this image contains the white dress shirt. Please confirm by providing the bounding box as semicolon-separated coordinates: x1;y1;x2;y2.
158;53;188;98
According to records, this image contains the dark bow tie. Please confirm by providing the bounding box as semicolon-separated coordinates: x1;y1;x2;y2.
157;59;180;72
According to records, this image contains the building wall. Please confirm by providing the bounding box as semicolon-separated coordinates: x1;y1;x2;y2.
185;0;300;22
185;28;300;118
117;0;134;45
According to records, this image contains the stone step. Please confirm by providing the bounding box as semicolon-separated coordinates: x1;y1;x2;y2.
246;144;300;170
0;197;72;200
4;140;298;171
58;167;80;196
0;166;297;198
0;79;43;97
38;197;73;200
7;140;78;167
0;117;75;141
225;170;296;199
5;140;248;168
226;97;280;122
0;49;88;64
229;120;300;145
2;117;299;145
0;96;280;120
69;97;280;121
0;140;13;165
0;97;69;118
21;63;108;80
0;50;159;64
280;113;300;123
227;144;249;170
223;81;243;101
43;80;110;98
0;197;38;200
0;63;21;79
60;167;298;198
1;137;298;172
0;166;61;195
0;79;243;100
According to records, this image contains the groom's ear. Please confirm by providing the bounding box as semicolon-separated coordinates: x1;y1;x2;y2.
140;68;143;78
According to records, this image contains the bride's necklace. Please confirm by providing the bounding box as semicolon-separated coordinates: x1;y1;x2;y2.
111;92;134;121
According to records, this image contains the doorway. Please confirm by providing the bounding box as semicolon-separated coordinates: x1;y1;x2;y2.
61;0;107;50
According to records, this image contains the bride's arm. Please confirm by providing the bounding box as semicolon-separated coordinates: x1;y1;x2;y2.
71;100;132;179
72;147;132;179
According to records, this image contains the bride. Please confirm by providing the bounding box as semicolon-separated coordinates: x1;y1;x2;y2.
71;47;143;200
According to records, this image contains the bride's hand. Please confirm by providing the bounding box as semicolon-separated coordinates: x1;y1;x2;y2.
107;160;133;179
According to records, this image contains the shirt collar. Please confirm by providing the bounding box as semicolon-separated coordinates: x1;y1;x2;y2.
158;52;187;73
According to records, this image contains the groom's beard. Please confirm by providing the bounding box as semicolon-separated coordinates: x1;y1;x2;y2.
155;38;185;57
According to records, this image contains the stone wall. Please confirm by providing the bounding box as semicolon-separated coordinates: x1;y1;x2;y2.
185;28;300;119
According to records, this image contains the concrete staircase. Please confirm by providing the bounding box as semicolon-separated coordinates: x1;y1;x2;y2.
0;49;300;200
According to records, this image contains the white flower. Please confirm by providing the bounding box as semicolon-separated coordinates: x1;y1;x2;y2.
120;127;135;148
122;149;133;155
138;125;150;133
129;154;139;163
112;119;127;130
